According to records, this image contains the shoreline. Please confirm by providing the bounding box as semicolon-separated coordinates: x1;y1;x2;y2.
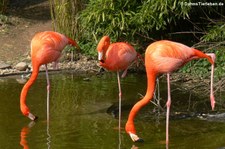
0;56;100;77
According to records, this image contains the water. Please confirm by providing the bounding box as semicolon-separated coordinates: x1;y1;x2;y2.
0;71;225;149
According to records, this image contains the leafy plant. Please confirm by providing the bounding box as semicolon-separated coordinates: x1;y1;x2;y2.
201;23;225;42
79;0;191;55
0;14;10;24
49;0;82;41
133;0;190;32
179;46;225;82
79;0;139;41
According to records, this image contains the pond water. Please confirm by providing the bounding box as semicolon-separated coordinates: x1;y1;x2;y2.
0;71;225;149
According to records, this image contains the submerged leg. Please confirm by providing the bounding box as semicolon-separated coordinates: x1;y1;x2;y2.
166;73;171;144
117;71;122;129
45;64;50;122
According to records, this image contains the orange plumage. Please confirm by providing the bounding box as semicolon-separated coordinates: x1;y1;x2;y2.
97;36;138;72
125;40;215;143
20;31;79;120
97;35;142;129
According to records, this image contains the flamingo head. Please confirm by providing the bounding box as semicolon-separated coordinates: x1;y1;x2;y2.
128;132;144;142
67;37;80;51
97;36;110;62
21;105;37;121
125;122;144;142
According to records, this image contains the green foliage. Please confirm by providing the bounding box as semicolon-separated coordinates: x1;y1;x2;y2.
0;14;9;24
133;0;190;32
213;49;225;81
180;58;212;78
201;23;225;42
79;0;190;43
49;0;225;81
79;41;97;57
180;47;225;81
49;0;82;43
79;0;137;41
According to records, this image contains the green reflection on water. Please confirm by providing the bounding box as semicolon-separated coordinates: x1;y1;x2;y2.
0;72;224;149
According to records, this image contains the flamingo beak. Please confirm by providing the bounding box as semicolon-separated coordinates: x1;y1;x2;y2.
98;52;103;61
27;112;38;121
128;132;144;142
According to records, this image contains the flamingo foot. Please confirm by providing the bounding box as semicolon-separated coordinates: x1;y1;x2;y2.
129;132;144;142
27;112;38;121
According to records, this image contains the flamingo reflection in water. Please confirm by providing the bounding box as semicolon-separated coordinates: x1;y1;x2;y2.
20;122;35;149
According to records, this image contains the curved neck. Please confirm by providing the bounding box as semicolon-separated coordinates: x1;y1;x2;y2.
127;70;157;123
20;66;39;114
97;36;110;61
193;49;214;64
101;44;109;61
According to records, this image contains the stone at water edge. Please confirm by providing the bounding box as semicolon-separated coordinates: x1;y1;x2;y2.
15;62;28;71
0;61;11;69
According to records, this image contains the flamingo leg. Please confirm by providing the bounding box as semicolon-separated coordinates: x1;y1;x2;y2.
121;68;128;78
206;53;216;110
121;60;137;78
166;73;171;144
53;60;59;70
117;71;122;129
45;64;50;122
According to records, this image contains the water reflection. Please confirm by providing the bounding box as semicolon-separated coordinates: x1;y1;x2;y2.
46;89;51;149
0;72;225;148
47;120;51;149
20;121;35;149
20;126;29;149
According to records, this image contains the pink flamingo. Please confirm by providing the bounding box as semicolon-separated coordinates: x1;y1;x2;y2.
125;40;215;143
97;36;142;127
20;31;79;120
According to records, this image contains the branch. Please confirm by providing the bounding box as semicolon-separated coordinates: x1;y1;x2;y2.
169;31;206;35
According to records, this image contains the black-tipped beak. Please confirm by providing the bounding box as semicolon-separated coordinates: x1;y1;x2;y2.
27;112;38;121
100;59;105;63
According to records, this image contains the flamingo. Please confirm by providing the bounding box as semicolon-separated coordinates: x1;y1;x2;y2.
20;126;30;149
125;40;215;143
97;36;142;128
20;122;35;149
20;31;80;120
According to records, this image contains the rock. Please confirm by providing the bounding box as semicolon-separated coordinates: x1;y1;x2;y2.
15;62;28;71
0;62;11;69
83;77;91;81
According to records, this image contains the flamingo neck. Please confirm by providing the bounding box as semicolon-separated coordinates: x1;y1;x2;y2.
67;37;80;50
20;66;39;116
193;49;214;64
126;71;156;134
97;36;110;62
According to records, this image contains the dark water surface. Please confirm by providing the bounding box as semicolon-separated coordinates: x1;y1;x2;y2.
0;71;225;149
